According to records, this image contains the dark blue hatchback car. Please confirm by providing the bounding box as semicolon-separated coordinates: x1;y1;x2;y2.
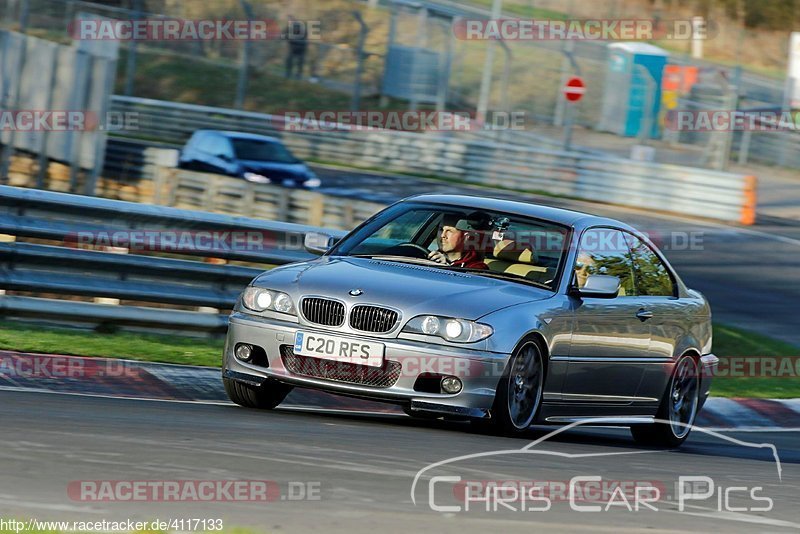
178;130;320;188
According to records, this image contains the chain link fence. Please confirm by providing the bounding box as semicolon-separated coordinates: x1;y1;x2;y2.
1;0;797;175
2;0;385;108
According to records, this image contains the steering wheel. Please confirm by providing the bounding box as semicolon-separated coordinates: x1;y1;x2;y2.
382;242;430;259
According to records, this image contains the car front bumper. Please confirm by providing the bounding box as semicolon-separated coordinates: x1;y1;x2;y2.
223;312;510;418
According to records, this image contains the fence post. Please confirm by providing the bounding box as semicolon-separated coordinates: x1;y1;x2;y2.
0;28;28;183
554;40;576;127
36;44;58;189
476;0;503;122
437;18;455;113
123;0;142;96
737;128;752;165
351;11;368;112
234;0;254;109
85;55;117;197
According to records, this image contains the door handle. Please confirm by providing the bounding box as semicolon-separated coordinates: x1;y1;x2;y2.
636;309;654;321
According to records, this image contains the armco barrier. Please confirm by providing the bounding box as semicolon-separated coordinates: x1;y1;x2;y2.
0;185;347;333
108;95;757;225
152;167;387;229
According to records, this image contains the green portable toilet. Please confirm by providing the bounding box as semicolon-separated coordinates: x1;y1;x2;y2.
598;42;669;138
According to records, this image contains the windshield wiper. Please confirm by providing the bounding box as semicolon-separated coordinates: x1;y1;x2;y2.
446;267;553;290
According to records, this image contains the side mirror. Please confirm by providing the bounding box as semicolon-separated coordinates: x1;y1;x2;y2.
304;232;335;255
570;274;620;299
215;153;232;162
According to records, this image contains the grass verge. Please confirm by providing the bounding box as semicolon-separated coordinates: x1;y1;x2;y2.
710;323;799;399
0;321;796;398
0;321;223;368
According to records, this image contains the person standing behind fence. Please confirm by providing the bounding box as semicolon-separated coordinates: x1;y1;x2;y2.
285;16;308;80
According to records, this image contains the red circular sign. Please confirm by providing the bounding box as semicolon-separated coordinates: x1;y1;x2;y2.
563;76;586;102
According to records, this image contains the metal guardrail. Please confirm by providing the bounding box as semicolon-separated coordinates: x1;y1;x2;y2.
733;120;800;169
0;186;347;333
108;95;756;225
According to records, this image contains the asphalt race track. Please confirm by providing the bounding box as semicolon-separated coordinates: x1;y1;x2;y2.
1;389;798;532
313;165;800;347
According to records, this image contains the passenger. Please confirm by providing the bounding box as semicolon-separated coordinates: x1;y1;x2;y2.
574;252;595;288
428;213;490;270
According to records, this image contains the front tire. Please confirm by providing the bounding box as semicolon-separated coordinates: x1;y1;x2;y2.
223;377;293;409
477;340;544;436
631;354;700;447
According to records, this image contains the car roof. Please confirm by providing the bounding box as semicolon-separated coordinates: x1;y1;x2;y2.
194;130;282;143
403;194;630;230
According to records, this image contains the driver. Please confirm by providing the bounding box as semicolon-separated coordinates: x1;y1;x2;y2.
427;212;490;270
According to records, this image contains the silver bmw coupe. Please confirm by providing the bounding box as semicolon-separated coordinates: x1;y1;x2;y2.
223;195;718;446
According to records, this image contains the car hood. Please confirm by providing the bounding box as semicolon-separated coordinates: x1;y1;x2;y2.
253;256;552;320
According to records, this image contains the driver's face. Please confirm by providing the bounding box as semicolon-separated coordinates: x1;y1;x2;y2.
439;225;464;253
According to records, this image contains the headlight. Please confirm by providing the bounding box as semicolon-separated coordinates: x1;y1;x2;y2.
273;292;293;313
242;287;295;315
421;315;440;335
403;315;493;343
244;172;270;184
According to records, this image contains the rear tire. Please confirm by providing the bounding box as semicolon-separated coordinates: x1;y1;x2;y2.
223;377;292;409
631;354;700;448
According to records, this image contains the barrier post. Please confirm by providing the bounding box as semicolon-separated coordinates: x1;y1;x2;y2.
740;175;757;225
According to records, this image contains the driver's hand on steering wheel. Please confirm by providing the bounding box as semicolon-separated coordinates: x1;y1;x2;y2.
428;250;451;265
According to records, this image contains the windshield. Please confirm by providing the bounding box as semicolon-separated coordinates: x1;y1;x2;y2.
231;138;300;163
331;202;569;291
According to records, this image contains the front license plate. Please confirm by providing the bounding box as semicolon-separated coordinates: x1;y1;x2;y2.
293;331;385;368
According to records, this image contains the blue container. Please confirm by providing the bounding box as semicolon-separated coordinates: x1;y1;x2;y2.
598;43;668;138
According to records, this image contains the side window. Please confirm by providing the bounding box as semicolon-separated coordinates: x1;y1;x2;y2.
624;234;676;297
574;228;636;296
